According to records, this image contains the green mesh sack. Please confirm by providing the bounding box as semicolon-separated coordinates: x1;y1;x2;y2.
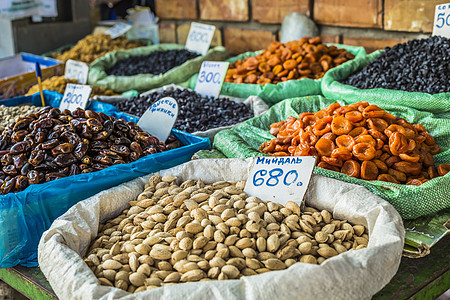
213;95;450;219
321;50;450;114
88;44;229;93
188;44;366;106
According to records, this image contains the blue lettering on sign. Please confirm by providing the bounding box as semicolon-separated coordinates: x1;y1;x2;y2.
252;167;303;187
255;157;303;165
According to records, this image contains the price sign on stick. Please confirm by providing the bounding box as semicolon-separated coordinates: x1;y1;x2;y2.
105;23;132;39
245;156;316;207
433;3;450;38
185;22;215;55
195;61;229;98
138;97;179;142
59;84;92;112
64;60;89;84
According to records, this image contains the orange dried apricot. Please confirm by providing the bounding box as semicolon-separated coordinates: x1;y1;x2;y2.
331;116;353;135
352;143;376;161
341;160;361;178
361;161;378;180
315;138;335;156
335;135;355;151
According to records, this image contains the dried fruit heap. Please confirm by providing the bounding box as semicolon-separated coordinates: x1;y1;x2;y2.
26;76;117;96
54;33;144;64
260;101;450;185
86;175;368;293
225;37;355;85
0;107;182;195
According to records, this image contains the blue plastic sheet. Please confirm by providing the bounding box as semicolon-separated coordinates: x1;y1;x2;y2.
0;91;210;267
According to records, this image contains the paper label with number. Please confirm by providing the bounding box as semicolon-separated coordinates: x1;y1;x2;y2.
433;3;450;38
105;23;132;39
185;22;215;56
194;61;229;98
137;97;178;142
244;156;316;206
59;84;92;112
64;60;89;84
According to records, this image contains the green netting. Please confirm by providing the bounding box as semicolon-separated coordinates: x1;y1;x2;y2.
188;44;367;106
322;50;450;114
213;95;450;219
88;44;229;93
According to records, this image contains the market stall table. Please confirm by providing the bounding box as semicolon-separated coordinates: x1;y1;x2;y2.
0;235;447;299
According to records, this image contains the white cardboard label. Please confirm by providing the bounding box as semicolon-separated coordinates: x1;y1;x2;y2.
194;61;229;98
64;59;89;84
185;22;215;56
433;3;450;38
244;156;316;206
105;23;132;39
59;84;92;112
137;97;178;142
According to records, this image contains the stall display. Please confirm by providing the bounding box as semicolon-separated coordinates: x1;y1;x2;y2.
189;40;366;106
52;34;145;64
226;37;355;85
106;49;200;76
322;37;450;114
0;107;182;195
342;36;449;94
38;159;404;299
259;101;448;185
25;76;117;96
213;96;450;219
114;88;254;133
0;105;41;132
0;91;210;268
86;174;369;292
0;53;63;100
88;44;229;93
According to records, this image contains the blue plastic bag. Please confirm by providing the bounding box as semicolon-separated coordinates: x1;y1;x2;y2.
0;91;210;267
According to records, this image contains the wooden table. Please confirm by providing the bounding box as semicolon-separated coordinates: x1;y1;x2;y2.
0;235;448;300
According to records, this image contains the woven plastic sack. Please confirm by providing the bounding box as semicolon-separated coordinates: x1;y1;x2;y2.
0;91;210;268
188;45;366;106
38;158;404;300
96;84;269;143
88;44;229;93
321;50;450;114
213;96;450;219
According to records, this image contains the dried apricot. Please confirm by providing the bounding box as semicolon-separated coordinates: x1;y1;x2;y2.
437;164;450;176
377;174;399;184
335;135;355;151
315;138;335;156
331;147;352;161
352;143;376;161
341;160;361;178
361;161;378;180
331;116;353;135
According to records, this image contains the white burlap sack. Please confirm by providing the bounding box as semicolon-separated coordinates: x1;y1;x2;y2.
96;84;269;143
38;158;404;300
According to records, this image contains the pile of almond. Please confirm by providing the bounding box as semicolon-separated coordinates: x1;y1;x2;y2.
84;174;369;293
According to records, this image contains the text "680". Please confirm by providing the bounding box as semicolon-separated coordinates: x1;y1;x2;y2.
253;168;303;187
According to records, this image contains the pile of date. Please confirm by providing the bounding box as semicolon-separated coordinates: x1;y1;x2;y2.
0;107;182;195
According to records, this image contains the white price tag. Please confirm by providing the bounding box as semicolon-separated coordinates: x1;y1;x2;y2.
433;3;450;38
194;61;229;98
64;59;89;84
137;97;178;142
185;22;215;56
244;156;316;206
59;84;92;112
105;23;132;39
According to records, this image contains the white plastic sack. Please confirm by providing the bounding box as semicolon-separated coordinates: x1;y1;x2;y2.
38;158;404;300
96;84;269;143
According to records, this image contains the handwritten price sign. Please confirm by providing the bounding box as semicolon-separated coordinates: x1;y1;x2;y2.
59;84;92;112
195;61;229;98
245;156;316;206
185;22;215;55
433;3;450;38
64;60;89;84
137;97;179;142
